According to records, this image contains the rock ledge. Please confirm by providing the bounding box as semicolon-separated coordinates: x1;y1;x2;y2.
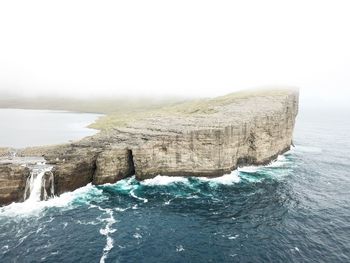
0;89;299;205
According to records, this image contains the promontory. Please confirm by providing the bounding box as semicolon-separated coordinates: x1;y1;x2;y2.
0;88;299;206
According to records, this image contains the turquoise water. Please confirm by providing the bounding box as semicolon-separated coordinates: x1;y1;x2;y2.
0;109;349;262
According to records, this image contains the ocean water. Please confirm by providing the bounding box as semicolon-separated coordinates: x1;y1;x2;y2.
0;109;101;148
0;109;350;263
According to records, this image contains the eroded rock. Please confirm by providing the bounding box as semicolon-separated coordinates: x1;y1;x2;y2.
0;89;299;205
0;164;30;206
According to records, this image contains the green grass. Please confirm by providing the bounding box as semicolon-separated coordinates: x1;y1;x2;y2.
90;88;295;130
0;88;296;131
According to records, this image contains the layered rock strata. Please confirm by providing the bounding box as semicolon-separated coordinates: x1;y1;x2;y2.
0;162;30;205
0;89;299;206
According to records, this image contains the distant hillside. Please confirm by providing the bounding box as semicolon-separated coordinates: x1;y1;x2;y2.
0;95;187;114
0;88;297;131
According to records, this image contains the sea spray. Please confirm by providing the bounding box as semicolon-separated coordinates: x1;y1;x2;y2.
0;184;99;217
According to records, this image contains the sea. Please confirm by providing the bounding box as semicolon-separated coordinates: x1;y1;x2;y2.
0;108;349;263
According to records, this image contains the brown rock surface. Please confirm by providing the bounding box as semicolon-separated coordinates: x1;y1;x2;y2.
0;88;299;205
0;163;30;206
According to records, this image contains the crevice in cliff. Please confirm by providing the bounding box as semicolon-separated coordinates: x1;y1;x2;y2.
127;149;136;176
237;156;257;167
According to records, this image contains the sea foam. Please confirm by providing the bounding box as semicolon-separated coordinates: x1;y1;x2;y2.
141;175;188;186
98;207;116;263
0;183;100;217
197;170;240;185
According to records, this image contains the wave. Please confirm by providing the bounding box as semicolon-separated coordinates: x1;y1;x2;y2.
238;154;289;173
267;155;287;167
196;170;240;185
176;245;185;252
141;175;188;186
111;177;139;191
0;184;101;217
130;190;148;203
140;170;241;187
98;207;116;263
0;150;295;217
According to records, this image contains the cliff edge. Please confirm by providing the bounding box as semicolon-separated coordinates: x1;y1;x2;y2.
0;88;299;205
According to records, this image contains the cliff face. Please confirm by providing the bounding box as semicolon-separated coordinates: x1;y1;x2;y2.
0;89;299;206
129;90;298;179
0;163;30;206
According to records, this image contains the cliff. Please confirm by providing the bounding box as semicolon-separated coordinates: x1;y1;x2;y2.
0;88;299;205
0;160;30;205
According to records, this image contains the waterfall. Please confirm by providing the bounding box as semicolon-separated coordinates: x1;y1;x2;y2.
24;163;54;202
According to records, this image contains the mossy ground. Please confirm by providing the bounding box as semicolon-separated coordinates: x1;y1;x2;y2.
90;88;294;130
0;88;295;131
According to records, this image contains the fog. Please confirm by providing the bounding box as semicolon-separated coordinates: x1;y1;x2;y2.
0;0;349;109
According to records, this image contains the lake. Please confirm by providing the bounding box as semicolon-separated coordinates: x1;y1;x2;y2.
0;109;101;148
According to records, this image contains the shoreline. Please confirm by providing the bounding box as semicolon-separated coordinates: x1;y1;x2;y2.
0;88;299;206
0;149;292;212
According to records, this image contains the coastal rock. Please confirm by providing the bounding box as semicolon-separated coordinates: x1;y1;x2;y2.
41;171;55;200
0;88;299;205
0;164;30;206
93;148;135;185
129;90;298;179
47;147;98;195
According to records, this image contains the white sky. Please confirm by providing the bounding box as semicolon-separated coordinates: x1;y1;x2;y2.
0;0;349;108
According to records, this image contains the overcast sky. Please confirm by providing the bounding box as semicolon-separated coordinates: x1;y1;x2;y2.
0;0;349;108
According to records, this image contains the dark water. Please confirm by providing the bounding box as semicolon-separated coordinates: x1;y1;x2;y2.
0;109;101;148
1;109;350;263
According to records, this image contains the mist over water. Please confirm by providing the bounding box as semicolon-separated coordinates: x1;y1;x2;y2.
0;108;349;262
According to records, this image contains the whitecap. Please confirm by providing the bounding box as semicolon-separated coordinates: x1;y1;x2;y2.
185;195;199;199
197;170;240;185
266;155;288;168
133;233;142;239
77;220;99;226
130;190;148;203
141;175;188;186
228;234;239;240
17;234;29;246
176;245;185;252
238;166;259;173
115;207;129;212
98;208;117;263
238;154;288;173
1;246;9;255
164;198;175;205
111;176;138;191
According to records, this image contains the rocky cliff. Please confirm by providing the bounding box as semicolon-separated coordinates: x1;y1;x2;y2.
0;88;299;206
0;161;30;205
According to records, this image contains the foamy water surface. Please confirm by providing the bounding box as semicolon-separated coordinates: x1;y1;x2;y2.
0;109;349;262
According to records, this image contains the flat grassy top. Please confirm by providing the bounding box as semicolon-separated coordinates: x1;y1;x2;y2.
0;88;296;131
90;88;295;130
